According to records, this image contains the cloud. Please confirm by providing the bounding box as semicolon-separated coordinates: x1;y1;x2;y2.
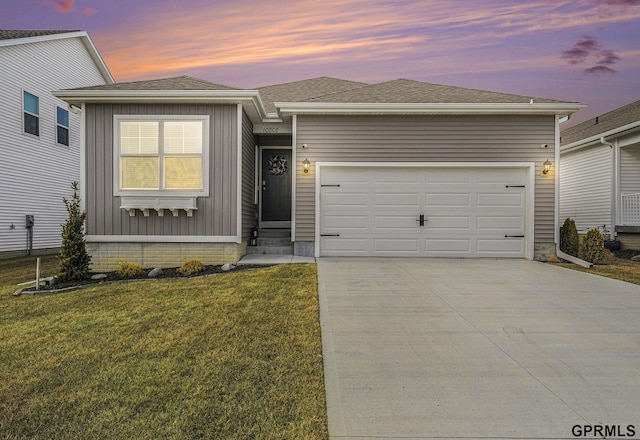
83;7;97;15
54;0;74;12
589;0;639;5
584;65;617;74
560;35;620;75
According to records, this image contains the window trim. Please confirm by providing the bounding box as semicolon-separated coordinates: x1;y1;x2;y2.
22;90;40;137
56;105;70;146
113;115;210;198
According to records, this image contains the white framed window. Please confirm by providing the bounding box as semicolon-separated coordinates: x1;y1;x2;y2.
23;91;39;136
56;106;69;146
114;115;210;197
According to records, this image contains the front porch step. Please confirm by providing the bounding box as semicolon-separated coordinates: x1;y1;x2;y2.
246;228;293;255
246;245;294;255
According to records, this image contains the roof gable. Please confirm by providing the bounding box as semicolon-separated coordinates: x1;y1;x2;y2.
561;99;640;146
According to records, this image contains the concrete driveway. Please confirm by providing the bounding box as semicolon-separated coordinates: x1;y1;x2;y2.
318;258;640;440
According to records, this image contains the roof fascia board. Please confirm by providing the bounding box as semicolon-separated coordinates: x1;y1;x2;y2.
561;121;640;153
53;89;269;122
275;102;585;116
0;31;115;84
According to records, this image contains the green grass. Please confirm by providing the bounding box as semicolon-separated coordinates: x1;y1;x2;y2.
0;259;328;439
560;255;640;285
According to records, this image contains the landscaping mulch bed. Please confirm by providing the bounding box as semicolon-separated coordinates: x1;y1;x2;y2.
18;264;269;294
611;249;640;260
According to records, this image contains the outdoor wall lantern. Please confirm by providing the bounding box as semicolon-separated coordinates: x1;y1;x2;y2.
542;159;552;175
302;158;311;174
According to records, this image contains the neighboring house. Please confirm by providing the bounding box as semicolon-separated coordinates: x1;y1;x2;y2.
54;76;583;269
0;30;114;258
560;99;640;248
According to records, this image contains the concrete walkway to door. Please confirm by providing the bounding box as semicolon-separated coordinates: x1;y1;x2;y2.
318;258;640;440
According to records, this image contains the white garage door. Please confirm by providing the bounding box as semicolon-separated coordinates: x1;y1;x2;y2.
319;166;529;258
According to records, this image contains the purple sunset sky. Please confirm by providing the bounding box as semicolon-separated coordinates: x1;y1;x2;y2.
2;0;639;126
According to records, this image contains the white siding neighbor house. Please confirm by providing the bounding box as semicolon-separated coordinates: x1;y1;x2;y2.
55;76;584;269
560;99;640;247
0;30;114;258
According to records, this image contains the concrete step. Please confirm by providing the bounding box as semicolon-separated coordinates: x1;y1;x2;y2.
246;245;294;255
257;229;290;238
256;237;291;246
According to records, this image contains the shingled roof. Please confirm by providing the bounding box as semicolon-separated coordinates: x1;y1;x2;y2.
307;78;566;104
257;77;369;114
69;76;239;91
0;30;79;40
561;99;640;146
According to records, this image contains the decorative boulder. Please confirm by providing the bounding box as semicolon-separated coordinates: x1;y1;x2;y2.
148;267;164;278
221;263;236;272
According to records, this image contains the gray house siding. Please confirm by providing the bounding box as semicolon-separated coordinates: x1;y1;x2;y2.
85;103;239;237
295;114;556;243
241;110;257;239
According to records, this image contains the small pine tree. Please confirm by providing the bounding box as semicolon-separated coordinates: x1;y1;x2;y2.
559;218;579;257
579;228;607;265
58;181;91;282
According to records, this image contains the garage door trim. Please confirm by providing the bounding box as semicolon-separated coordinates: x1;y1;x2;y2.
315;162;535;259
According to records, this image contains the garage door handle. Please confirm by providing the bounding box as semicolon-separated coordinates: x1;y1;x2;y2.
416;214;426;226
505;235;525;238
321;234;340;237
505;185;525;188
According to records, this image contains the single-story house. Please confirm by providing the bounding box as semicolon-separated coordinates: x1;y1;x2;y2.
560;99;640;248
54;76;584;270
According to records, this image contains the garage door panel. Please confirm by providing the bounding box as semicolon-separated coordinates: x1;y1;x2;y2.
375;193;419;207
426;193;470;207
426;216;470;230
374;239;418;252
477;193;524;208
425;239;471;252
319;166;528;258
477;216;524;231
323;192;368;206
322;237;368;253
323;215;368;230
374;169;420;183
375;215;419;230
477;238;524;254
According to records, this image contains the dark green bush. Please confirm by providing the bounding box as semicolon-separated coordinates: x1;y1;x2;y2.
58;181;91;282
579;228;607;264
559;217;579;257
178;260;205;276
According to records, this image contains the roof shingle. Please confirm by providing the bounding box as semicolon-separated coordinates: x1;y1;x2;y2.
561;99;640;145
0;30;79;40
69;76;239;91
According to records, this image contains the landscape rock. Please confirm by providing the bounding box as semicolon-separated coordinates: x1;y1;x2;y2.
631;255;640;262
90;273;107;280
221;263;236;272
148;267;164;278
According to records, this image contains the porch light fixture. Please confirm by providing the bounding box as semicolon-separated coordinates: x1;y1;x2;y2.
302;158;311;174
542;159;552;175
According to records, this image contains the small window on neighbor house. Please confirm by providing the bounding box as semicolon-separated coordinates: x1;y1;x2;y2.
116;116;208;195
23;91;39;136
56;106;69;146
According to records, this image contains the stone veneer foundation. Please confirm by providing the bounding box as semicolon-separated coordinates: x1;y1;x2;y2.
86;242;248;271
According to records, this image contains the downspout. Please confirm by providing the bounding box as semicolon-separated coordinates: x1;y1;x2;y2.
600;136;616;237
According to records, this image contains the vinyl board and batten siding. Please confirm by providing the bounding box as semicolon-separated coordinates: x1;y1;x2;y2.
0;37;109;253
241;110;257;239
85;103;239;237
620;145;640;194
295;115;557;242
559;145;612;232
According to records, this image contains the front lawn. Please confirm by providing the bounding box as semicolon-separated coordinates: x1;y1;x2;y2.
560;255;640;285
0;259;328;439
